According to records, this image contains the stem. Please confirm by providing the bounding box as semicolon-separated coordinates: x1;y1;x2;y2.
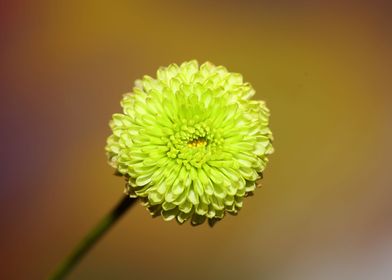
49;195;137;280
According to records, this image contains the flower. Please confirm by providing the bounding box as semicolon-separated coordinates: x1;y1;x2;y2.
106;60;273;225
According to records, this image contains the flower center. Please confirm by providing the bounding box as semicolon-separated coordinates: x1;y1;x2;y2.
166;121;217;168
187;137;207;148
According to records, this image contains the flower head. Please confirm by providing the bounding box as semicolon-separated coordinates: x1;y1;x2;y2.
106;60;273;225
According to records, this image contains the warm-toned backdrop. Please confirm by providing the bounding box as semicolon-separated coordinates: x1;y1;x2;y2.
1;1;391;279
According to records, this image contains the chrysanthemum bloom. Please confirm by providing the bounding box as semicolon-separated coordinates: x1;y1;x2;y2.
106;60;273;225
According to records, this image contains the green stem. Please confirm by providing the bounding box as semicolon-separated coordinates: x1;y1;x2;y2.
49;195;137;280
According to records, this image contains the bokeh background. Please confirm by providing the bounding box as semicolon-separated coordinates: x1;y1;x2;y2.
1;1;391;279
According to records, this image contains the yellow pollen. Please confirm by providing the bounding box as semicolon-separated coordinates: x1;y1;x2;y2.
187;138;207;148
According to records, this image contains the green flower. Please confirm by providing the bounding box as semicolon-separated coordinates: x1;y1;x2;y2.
106;60;273;225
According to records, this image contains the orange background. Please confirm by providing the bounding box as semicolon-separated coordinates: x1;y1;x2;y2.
1;1;391;279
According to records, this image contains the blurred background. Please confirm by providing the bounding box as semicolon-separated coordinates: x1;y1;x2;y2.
1;1;391;279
